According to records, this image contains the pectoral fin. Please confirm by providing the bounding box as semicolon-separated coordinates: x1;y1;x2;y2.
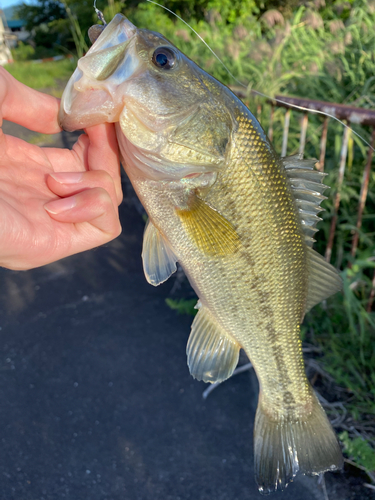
142;220;177;286
187;306;240;383
176;197;240;256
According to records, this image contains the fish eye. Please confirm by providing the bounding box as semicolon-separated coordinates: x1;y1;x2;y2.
152;47;176;70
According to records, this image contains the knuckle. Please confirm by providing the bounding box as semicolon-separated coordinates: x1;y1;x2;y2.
94;186;112;208
93;169;113;187
113;222;122;238
102;218;122;242
117;190;124;206
91;170;117;199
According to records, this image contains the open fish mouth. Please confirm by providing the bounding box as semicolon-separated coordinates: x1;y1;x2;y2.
59;14;138;131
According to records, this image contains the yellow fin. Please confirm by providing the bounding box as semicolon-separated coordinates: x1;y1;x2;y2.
187;305;240;383
176;197;240;256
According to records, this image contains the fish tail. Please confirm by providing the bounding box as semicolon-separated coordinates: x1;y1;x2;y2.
254;390;343;494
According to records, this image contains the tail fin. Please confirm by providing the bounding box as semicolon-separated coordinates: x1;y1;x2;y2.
254;391;343;494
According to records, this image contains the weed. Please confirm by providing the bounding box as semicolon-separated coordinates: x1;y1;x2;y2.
4;59;76;91
340;431;375;475
165;298;198;316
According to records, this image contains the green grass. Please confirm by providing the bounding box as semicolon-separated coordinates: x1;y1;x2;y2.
340;431;375;475
4;58;76;92
303;264;375;416
165;298;198;316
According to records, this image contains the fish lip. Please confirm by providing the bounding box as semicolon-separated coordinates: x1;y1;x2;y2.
88;14;137;52
59;14;138;132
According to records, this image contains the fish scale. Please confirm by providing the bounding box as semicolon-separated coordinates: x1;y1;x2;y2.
59;12;343;493
204;109;310;411
131;104;310;415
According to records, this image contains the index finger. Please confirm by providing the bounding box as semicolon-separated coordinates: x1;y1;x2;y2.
0;67;61;134
71;123;123;204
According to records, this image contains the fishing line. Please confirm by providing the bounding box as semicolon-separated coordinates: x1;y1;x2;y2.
93;0;107;26
146;0;243;86
146;0;375;154
252;91;375;154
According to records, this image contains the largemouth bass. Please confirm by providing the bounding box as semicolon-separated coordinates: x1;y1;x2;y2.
59;14;343;493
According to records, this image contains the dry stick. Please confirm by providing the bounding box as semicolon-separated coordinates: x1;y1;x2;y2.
299;112;309;157
367;269;375;313
268;105;274;142
281;108;290;157
302;346;323;353
318;117;329;171
350;128;375;259
305;358;335;382
202;362;253;400
318;473;329;500
344;459;375;484
340;427;375;448
325;124;351;262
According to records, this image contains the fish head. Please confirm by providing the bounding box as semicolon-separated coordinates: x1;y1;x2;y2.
59;14;137;131
59;14;234;181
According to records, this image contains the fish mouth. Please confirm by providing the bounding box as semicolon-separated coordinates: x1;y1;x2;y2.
59;14;138;132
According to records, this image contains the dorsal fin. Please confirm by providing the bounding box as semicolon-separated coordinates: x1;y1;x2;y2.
305;247;342;313
282;155;329;247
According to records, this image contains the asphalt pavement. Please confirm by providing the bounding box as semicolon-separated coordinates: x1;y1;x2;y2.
0;124;363;500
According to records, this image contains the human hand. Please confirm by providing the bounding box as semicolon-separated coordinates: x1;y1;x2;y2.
0;68;122;271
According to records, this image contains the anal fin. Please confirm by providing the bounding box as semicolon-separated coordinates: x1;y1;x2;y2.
142;220;177;286
187;305;240;383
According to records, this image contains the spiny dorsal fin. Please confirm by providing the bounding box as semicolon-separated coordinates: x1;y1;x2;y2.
187;304;240;383
305;247;342;313
176;197;240;256
142;220;177;286
282;155;329;247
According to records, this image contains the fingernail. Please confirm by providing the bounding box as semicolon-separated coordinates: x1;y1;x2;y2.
50;172;83;184
44;196;77;214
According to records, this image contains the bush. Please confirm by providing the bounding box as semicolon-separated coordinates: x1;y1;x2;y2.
12;42;35;62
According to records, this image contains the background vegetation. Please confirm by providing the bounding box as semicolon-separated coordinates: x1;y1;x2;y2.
7;0;375;482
